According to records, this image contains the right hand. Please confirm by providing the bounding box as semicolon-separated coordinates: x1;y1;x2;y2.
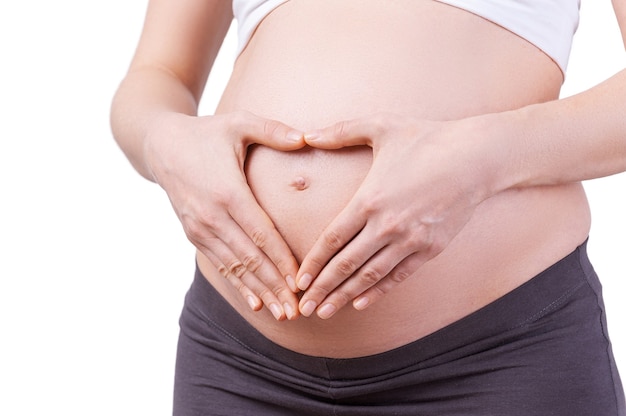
144;111;306;320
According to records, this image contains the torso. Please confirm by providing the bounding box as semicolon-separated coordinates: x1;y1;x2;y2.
197;0;591;357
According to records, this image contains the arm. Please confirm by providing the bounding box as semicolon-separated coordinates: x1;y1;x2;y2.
614;0;626;47
110;0;304;320
478;0;626;196
111;0;230;175
479;73;626;192
296;12;626;319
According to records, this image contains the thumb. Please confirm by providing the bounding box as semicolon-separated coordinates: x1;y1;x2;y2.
236;111;305;151
304;117;381;149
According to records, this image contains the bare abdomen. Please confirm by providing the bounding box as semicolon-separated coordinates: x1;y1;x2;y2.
197;0;591;357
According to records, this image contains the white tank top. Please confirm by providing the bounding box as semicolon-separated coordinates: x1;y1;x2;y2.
232;0;580;73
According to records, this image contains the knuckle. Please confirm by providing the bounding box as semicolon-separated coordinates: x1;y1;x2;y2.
183;219;204;242
271;283;291;299
413;227;436;253
211;188;232;207
232;277;247;293
216;263;229;278
308;284;331;300
429;237;447;256
359;195;381;217
359;267;384;286
331;289;353;307
223;271;247;293
227;259;246;279
201;207;219;223
307;256;326;272
182;210;222;243
256;287;274;304
271;255;289;273
249;227;268;249
390;268;411;284
241;253;264;274
405;228;425;249
334;121;347;139
323;229;344;251
368;285;385;299
229;110;248;128
263;119;282;138
371;284;389;297
335;257;358;276
377;220;402;241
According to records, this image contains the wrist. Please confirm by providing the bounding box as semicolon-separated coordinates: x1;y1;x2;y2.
142;111;194;184
447;111;520;201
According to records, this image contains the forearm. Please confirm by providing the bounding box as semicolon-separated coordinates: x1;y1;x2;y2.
110;67;199;181
470;69;626;196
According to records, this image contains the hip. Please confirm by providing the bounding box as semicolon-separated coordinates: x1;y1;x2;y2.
180;239;624;415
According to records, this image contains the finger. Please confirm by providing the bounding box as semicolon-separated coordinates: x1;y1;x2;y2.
296;201;367;293
199;244;263;312
303;114;389;149
229;187;300;294
233;111;305;150
194;166;300;302
352;252;429;312
311;238;419;319
217;221;300;320
297;225;386;318
187;200;299;320
198;233;297;321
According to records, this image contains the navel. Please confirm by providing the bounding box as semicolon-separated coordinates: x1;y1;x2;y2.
290;175;309;191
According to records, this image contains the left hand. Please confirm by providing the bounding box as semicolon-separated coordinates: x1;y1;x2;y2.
296;113;494;319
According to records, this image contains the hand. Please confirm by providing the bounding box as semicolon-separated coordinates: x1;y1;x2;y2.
296;113;492;319
144;111;305;320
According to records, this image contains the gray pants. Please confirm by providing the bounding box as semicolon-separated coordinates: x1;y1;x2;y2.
174;240;625;415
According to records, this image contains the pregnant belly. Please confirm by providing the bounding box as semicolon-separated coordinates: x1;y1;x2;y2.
207;141;590;357
210;132;591;358
196;0;591;357
245;145;372;263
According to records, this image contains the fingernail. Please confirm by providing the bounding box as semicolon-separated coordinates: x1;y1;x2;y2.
283;303;296;320
286;275;298;293
287;131;303;142
269;303;283;320
353;297;370;311
317;303;336;320
300;300;317;317
298;273;313;291
247;296;260;311
304;131;320;141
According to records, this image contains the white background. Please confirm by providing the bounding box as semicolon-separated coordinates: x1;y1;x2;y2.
0;1;625;414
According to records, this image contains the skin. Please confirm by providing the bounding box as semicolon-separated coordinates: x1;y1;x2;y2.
296;90;626;319
112;0;626;355
111;0;303;320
